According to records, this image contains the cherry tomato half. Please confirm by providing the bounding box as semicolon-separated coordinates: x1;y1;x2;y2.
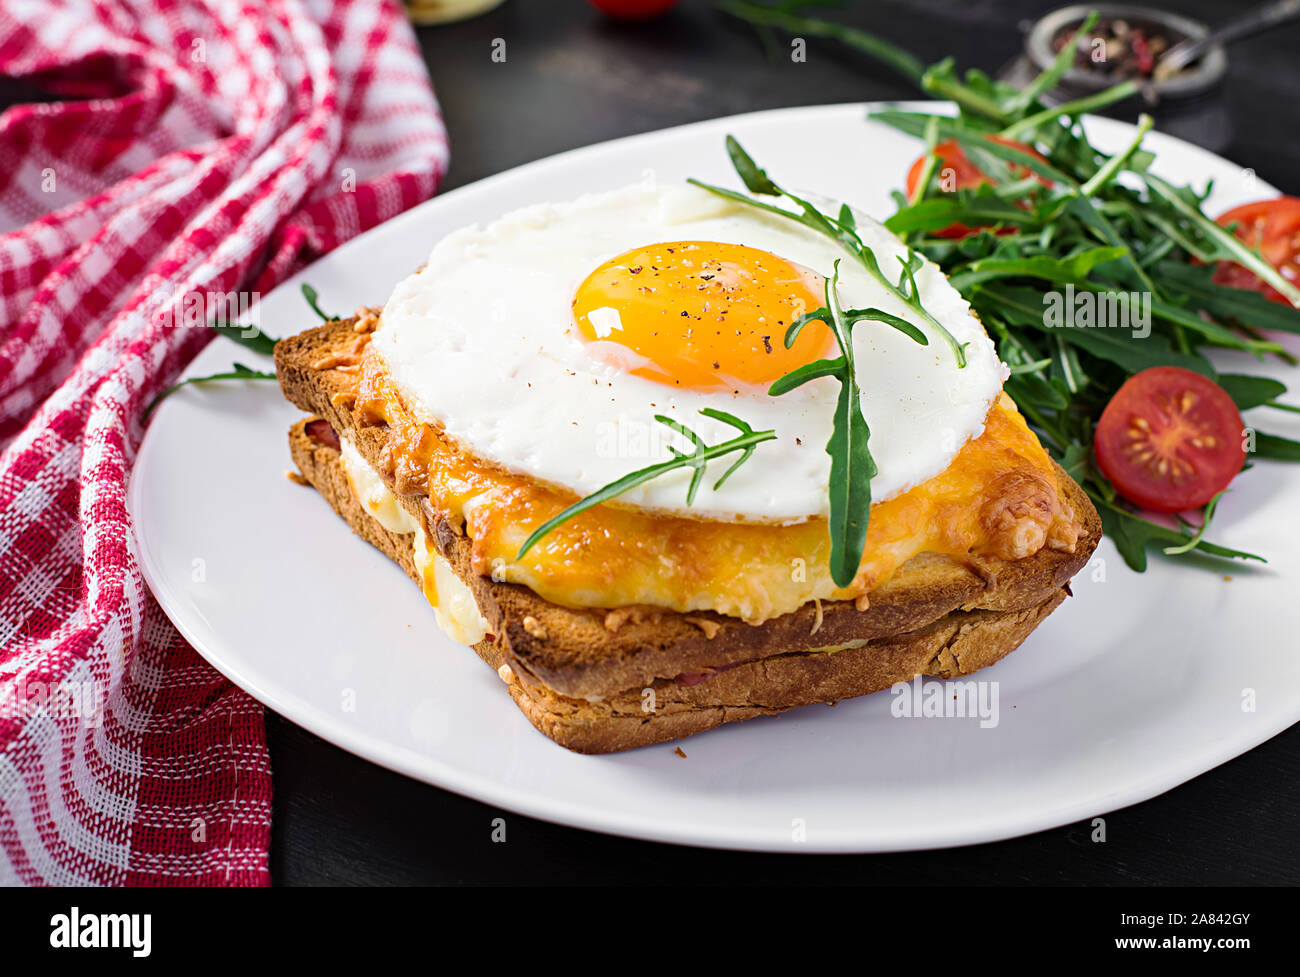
1210;196;1300;305
904;137;1049;239
587;0;680;19
1093;366;1247;513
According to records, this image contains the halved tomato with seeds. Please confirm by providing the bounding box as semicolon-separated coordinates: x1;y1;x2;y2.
904;137;1050;239
1210;197;1300;305
1094;367;1247;513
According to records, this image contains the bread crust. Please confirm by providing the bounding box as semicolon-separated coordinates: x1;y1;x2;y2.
277;317;1102;753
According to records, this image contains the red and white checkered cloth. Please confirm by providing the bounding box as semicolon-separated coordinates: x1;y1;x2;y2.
0;0;448;885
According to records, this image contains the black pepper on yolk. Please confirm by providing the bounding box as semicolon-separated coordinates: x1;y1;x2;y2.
572;240;834;391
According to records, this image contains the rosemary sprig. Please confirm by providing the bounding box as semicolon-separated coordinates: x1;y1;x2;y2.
688;136;968;367
514;409;777;560
144;362;276;417
143;282;327;419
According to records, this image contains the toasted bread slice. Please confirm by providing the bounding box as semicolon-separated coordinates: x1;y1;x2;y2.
277;317;1102;753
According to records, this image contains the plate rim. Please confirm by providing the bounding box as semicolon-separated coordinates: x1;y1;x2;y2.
130;100;1297;853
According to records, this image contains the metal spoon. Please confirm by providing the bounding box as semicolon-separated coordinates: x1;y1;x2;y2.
1155;0;1300;78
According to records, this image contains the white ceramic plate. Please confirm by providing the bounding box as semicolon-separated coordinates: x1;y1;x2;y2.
130;103;1300;852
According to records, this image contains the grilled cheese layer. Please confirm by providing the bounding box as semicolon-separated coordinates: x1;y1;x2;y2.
351;344;1081;624
340;435;490;645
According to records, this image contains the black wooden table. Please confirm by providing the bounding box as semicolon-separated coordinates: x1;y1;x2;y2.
268;0;1300;885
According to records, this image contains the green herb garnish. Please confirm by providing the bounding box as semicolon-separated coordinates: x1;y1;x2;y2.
721;1;1300;571
302;283;338;321
688;136;968;367
144;282;333;418
768;262;929;586
211;320;276;357
514;409;777;560
144;362;276;417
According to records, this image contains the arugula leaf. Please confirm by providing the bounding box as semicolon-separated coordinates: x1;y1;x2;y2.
1145;175;1300;308
884;192;1037;236
690;137;967;366
717;0;927;84
849;308;929;345
976;283;1216;376
824;319;875;583
1005;373;1070;411
1004;11;1098;114
778;305;926;365
1001;83;1139;142
1154;261;1300;335
144;363;276;417
1098;498;1264;572
1148;296;1283;354
211;321;277;356
1218;374;1288;410
767;262;879;586
1052;324;1215;377
302;283;337;322
1163;491;1227;556
1059;441;1091;485
1078;114;1153;197
1252;432;1300;462
1058;196;1157;294
721;3;1300;574
945;245;1129;291
768;355;845;395
727;136;781;195
769;264;932;586
514;409;777;559
907;116;941;206
143;279;313;418
870;111;1077;186
918;57;1007;123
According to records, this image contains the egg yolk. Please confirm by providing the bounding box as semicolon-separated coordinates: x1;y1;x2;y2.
572;241;833;391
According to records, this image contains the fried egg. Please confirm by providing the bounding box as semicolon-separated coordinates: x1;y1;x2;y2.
372;182;1008;523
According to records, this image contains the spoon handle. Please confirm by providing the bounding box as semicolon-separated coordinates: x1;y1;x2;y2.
1160;0;1300;75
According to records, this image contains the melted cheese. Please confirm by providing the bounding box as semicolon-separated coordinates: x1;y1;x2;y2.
411;530;490;646
341;437;420;535
340;434;489;645
351;347;1081;624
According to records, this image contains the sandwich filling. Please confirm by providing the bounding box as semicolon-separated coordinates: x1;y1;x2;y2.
339;436;490;645
342;340;1081;626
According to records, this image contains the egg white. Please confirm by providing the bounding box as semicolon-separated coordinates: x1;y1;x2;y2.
372;182;1008;523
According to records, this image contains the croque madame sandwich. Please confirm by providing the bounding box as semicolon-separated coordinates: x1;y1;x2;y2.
274;144;1101;753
